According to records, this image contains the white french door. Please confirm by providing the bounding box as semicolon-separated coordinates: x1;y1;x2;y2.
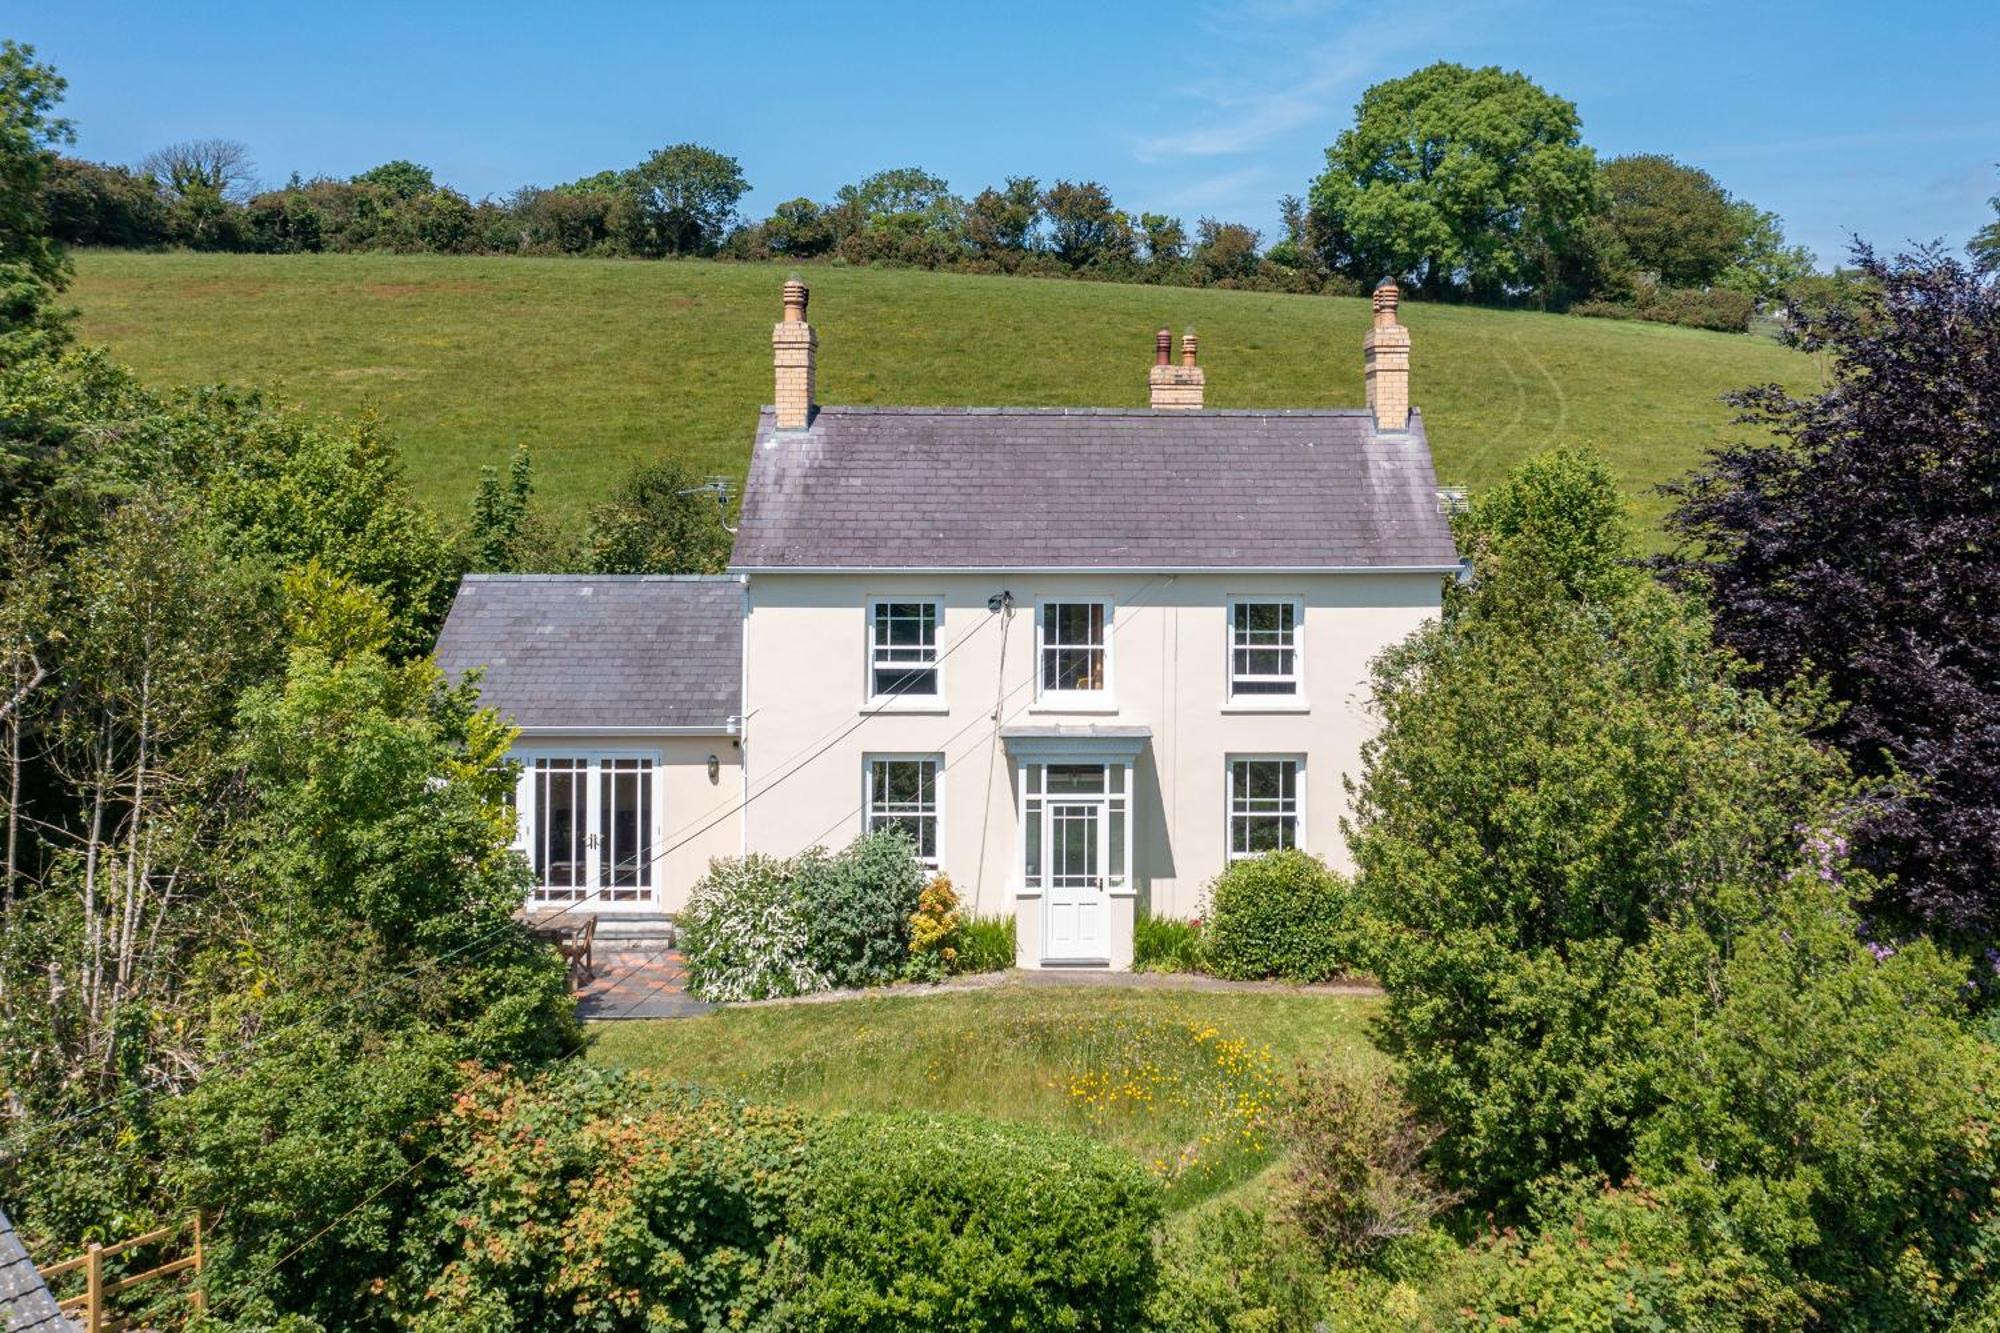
517;755;657;906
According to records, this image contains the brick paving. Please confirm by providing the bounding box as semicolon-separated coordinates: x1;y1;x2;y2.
575;948;715;1020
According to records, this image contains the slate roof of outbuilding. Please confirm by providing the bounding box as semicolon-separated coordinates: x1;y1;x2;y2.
729;406;1459;571
433;576;741;731
0;1207;74;1333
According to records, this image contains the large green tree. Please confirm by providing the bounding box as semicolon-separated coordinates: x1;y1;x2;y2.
626;142;748;255
1352;448;1850;1203
0;41;72;357
1599;153;1739;287
1308;62;1603;302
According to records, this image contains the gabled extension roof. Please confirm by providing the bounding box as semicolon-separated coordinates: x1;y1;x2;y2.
434;575;741;732
729;406;1459;571
0;1207;74;1333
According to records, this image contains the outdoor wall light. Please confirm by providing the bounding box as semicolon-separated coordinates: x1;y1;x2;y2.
707;753;720;783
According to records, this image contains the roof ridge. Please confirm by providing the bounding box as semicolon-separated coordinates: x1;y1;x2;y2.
758;404;1395;419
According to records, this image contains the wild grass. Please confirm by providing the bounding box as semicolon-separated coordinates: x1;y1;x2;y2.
68;251;1821;536
586;983;1383;1211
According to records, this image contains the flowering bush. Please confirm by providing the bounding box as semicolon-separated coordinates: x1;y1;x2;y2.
678;852;828;1001
680;831;928;1001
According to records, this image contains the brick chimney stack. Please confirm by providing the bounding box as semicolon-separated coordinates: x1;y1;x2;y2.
1148;326;1205;410
1364;277;1411;433
773;278;817;430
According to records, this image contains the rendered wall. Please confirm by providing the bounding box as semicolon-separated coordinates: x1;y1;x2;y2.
740;571;1443;960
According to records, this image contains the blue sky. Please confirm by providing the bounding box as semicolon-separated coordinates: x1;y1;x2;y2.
19;0;1999;266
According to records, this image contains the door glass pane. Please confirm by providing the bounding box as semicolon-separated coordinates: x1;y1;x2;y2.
1024;798;1042;885
1109;806;1125;879
1047;763;1107;795
602;759;653;894
534;758;587;898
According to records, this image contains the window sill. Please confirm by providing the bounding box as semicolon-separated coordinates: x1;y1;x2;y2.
862;700;950;715
1028;699;1119;716
1220;699;1311;714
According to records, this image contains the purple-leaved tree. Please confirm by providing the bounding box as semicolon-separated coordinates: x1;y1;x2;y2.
1665;243;1999;940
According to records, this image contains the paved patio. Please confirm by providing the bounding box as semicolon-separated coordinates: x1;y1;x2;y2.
575;948;715;1020
572;947;1379;1021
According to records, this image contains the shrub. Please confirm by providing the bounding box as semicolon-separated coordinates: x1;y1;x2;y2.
790;1112;1163;1330
680;831;927;1000
954;914;1017;974
798;828;928;989
1148;1203;1327;1332
1635;883;2000;1328
1134;911;1205;973
1279;1064;1456;1264
408;1065;814;1332
1202;850;1363;982
679;852;827;1001
906;872;964;982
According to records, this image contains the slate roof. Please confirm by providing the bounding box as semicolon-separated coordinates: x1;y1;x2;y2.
730;407;1459;571
434;576;741;731
0;1207;73;1333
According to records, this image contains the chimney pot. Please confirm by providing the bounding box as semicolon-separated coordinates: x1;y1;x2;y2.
1364;278;1411;432
1147;323;1206;410
773;280;818;430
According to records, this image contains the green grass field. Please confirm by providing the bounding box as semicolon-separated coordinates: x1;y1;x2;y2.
587;983;1382;1211
68;251;1819;534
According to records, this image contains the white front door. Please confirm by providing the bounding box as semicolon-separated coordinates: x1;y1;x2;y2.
1043;798;1110;963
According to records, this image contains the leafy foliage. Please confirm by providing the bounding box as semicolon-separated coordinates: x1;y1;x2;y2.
1133;911;1204;973
1600;153;1744;288
1665;245;2000;940
410;1065;816;1332
1637;880;2000;1327
581;458;732;575
905;871;964;982
680;830;928;1000
952;914;1017;974
1201;849;1365;982
626;142;749;256
1278;1065;1455;1265
794;1112;1162;1331
0;40;73;357
1307;62;1604;304
796;828;928;990
1353;447;1848;1203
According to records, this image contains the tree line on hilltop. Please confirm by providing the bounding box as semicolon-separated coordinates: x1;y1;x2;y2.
43;61;1971;333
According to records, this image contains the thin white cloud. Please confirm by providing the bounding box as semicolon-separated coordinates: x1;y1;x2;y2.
1134;1;1472;162
1157;164;1282;215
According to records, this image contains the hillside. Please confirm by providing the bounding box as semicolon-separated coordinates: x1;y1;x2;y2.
68;252;1820;533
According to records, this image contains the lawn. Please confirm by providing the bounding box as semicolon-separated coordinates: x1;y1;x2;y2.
67;251;1821;536
586;982;1383;1211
